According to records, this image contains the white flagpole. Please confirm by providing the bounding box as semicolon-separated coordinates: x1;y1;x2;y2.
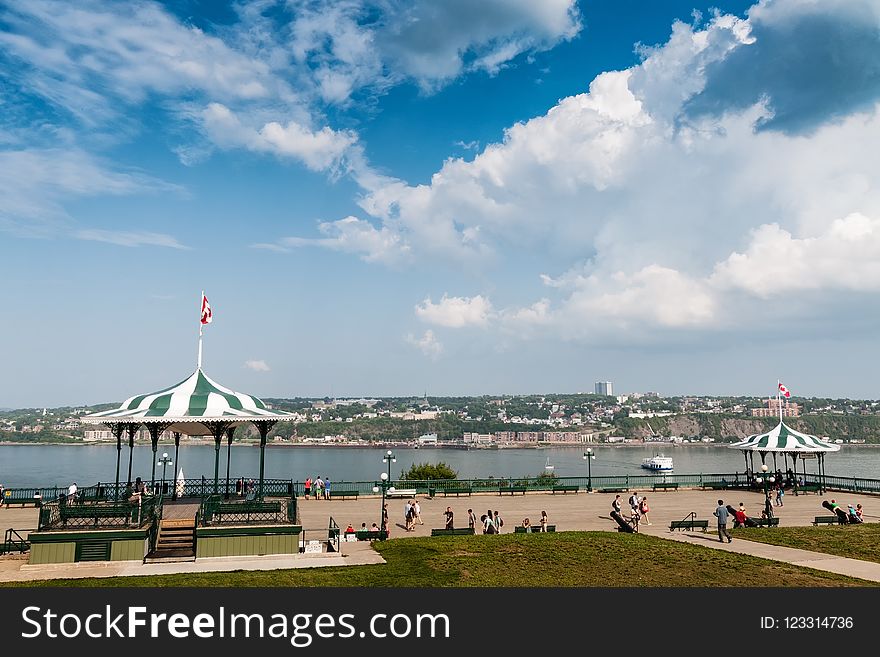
777;380;783;424
197;290;204;370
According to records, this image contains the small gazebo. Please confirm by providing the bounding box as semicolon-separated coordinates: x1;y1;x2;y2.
729;420;840;491
82;367;295;499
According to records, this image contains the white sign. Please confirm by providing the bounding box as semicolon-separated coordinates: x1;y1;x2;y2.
304;543;323;553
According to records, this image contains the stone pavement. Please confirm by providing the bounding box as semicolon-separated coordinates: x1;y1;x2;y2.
2;488;877;583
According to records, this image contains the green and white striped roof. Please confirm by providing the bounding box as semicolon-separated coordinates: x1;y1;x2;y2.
729;421;840;453
82;368;294;434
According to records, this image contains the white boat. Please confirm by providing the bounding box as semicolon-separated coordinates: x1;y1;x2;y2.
544;457;554;471
641;455;674;471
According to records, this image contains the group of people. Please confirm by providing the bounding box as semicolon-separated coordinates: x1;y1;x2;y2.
611;492;651;531
234;477;255;498
404;498;423;530
827;499;864;523
520;510;550;532
303;476;332;500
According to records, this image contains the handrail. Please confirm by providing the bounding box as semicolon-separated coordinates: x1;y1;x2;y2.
3;527;32;554
678;511;697;524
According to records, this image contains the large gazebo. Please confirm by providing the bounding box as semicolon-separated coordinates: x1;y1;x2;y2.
728;420;840;491
82;367;295;499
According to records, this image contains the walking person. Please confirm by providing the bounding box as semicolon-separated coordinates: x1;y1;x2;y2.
775;483;784;507
444;506;454;530
414;499;423;525
303;477;311;500
628;491;640;517
404;499;413;531
482;513;496;534
539;510;549;532
714;499;732;543
612;494;622;516
639;496;651;525
764;492;774;520
493;510;504;534
468;508;477;531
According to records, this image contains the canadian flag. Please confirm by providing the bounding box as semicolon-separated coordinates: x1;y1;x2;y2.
778;382;791;398
200;294;213;325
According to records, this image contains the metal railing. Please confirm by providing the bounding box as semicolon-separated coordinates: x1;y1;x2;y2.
197;496;297;526
2;528;31;554
37;495;160;531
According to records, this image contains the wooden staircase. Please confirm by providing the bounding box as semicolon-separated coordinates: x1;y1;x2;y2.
145;517;196;563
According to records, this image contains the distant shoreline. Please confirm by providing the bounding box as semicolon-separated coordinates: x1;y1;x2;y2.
1;440;875;448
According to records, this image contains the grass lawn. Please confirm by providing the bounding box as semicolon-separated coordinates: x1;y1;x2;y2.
3;531;875;587
732;523;880;563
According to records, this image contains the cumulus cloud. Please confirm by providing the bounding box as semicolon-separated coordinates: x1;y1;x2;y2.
415;295;493;328
244;359;271;372
405;330;442;360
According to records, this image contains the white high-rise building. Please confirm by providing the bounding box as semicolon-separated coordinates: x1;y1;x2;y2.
594;381;614;396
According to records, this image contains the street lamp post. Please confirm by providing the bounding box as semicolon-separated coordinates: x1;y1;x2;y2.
383;450;397;480
583;448;596;492
372;472;395;535
158;452;173;497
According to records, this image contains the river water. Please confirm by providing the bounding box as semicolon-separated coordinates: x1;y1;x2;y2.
0;443;875;488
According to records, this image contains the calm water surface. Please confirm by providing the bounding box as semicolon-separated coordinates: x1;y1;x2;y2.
0;443;876;488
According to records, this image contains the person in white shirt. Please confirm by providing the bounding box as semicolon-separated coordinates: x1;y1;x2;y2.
67;482;77;502
413;499;423;525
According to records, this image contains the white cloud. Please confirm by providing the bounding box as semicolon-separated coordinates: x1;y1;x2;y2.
200;103;357;173
244;359;271;372
74;229;189;249
415;295;493;328
405;330;442;360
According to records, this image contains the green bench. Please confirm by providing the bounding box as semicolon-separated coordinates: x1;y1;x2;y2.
60;504;135;526
669;519;708;532
552;485;579;494
514;525;556;533
653;483;679;492
799;484;821;494
702;481;730;490
328;490;359;500
440;487;473;497
753;517;779;527
431;527;476;537
3;492;44;508
813;516;838;526
356;530;388;541
499;486;527;495
598;487;627;493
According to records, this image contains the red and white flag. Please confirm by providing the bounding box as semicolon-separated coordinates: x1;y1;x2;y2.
200;294;213;325
778;382;791;398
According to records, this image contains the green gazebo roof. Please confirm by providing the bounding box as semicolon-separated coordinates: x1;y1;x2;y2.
729;421;840;453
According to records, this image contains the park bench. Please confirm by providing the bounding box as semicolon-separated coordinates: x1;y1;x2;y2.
440;487;472;497
552;485;579;494
499;486;527;495
60;504;135;526
328;490;359;500
356;530;388;541
752;517;779;527
799;484;821;494
653;483;679;492
598;487;627;493
386;488;417;498
702;481;730;490
431;527;475;537
813;516;838;526
209;501;282;523
3;491;43;508
668;519;709;532
514;525;556;533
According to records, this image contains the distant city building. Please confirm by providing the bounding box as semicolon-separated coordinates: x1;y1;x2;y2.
750;398;800;418
595;381;614;396
417;433;438;445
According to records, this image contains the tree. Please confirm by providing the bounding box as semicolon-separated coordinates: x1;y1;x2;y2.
401;462;458;480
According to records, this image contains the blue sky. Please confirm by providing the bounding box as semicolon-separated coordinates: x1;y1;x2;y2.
2;0;880;408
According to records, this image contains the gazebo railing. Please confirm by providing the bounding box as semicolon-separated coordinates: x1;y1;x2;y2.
36;495;161;531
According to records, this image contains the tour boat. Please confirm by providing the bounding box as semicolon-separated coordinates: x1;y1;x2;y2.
641;455;674;471
544;457;555;471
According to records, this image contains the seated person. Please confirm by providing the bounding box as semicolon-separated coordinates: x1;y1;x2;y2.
847;505;862;523
734;507;747;528
370;522;380;531
521;517;531;532
856;504;864;522
345;523;355;534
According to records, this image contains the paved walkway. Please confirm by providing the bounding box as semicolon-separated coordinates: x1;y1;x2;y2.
2;488;877;583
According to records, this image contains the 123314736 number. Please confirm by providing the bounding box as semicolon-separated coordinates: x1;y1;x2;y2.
783;617;853;629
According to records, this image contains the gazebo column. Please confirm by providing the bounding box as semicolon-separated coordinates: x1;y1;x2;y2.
204;422;232;496
172;432;181;500
109;423;124;501
254;420;277;500
126;425;139;488
224;427;235;500
147;423;171;493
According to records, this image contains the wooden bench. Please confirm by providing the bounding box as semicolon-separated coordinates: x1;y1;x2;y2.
386;488;417;498
598;487;627;493
813;515;838;526
552;485;579;494
514;525;556;533
669;519;709;532
356;530;388;541
328;490;359;500
753;517;779;527
653;483;679;492
499;486;527;495
440;487;472;497
431;527;476;537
